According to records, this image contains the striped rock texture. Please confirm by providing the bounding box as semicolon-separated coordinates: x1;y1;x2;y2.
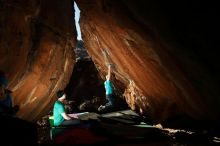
1;0;219;124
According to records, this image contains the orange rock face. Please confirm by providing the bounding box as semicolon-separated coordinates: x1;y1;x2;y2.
77;0;219;123
0;0;75;121
1;0;219;124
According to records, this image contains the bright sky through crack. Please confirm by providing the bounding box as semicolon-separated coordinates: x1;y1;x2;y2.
74;1;82;41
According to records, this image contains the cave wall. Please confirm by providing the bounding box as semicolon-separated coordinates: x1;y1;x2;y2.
1;0;219;124
0;0;75;121
77;0;219;123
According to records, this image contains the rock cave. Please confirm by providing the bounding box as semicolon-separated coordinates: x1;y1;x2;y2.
0;0;219;145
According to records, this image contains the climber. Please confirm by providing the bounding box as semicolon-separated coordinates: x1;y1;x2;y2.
98;64;115;111
53;90;80;126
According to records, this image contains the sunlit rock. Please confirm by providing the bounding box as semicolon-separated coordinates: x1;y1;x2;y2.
77;0;219;123
0;0;75;121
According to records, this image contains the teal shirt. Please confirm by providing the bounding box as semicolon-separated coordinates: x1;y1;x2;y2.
53;101;65;126
104;80;113;95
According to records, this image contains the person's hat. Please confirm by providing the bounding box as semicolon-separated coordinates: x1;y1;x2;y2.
0;71;8;86
57;90;65;98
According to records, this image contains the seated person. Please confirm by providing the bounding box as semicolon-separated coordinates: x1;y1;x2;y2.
53;90;79;126
0;73;19;115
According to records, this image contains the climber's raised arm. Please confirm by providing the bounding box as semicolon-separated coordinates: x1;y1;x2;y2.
106;64;112;80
